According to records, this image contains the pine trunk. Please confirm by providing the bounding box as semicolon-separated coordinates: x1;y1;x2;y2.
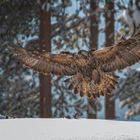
88;0;98;119
39;0;52;118
105;0;115;119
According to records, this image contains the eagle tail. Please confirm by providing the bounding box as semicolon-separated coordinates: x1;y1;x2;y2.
96;73;118;97
65;73;118;99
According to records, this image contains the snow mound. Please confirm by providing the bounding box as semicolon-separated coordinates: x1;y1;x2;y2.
0;119;140;140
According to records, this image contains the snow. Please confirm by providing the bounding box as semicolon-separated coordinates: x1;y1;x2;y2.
0;119;140;140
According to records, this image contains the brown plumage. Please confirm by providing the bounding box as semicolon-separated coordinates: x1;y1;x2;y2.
14;31;140;99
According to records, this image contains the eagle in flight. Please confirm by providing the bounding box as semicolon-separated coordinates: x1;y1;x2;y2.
14;31;140;99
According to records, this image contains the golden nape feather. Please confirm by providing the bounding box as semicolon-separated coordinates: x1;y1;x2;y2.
13;30;140;99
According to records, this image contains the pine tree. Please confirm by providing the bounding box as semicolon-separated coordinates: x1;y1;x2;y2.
105;0;115;119
39;0;52;118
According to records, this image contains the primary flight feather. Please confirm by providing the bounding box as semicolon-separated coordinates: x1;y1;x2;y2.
14;31;140;99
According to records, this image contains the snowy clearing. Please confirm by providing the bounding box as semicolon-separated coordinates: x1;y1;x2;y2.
0;119;140;140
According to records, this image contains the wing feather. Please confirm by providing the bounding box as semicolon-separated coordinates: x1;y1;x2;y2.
14;47;76;75
91;31;140;72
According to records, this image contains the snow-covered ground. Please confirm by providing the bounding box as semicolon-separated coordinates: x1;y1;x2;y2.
0;119;140;140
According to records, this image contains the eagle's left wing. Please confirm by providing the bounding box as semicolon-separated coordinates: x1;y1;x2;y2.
14;47;77;76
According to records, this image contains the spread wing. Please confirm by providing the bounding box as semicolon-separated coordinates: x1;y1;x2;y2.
14;47;77;75
91;31;140;72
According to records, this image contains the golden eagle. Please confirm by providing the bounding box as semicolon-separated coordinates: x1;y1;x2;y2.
14;31;140;99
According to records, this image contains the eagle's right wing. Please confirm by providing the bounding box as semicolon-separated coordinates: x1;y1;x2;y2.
91;30;140;72
14;47;77;76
